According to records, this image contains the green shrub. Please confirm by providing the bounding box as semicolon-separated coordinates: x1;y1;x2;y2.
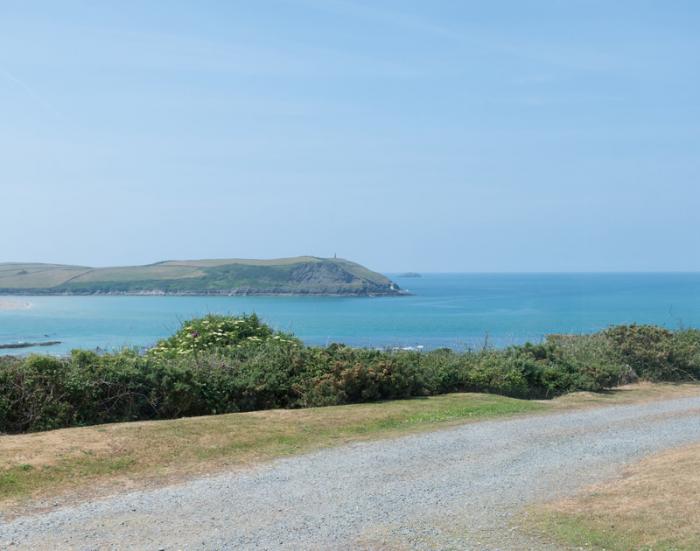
546;334;632;389
670;329;700;379
420;348;470;394
296;346;426;407
0;355;77;432
461;349;532;397
603;325;676;380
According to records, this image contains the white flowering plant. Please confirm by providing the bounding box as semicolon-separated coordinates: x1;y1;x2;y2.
148;314;298;358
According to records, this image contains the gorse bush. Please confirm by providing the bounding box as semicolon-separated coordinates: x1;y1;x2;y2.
603;324;674;380
0;317;697;434
603;324;700;381
670;329;700;379
297;345;426;407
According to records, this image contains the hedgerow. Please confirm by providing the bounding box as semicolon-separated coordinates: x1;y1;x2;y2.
0;319;697;434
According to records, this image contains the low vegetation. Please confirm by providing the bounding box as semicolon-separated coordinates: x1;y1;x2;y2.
528;443;700;550
1;316;699;434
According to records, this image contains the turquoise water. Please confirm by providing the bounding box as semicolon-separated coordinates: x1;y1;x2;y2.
1;273;699;355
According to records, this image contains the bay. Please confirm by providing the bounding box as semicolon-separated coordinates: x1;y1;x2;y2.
1;273;699;355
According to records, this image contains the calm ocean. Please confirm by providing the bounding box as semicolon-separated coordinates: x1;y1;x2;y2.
1;273;699;355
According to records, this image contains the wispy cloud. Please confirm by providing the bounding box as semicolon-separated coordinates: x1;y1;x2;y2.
0;67;64;120
293;0;633;74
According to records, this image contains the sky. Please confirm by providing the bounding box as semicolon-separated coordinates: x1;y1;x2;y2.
1;1;698;272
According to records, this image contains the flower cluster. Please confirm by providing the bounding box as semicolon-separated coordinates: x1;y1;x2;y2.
148;314;297;358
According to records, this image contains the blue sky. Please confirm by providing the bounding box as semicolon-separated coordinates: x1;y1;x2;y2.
1;1;698;272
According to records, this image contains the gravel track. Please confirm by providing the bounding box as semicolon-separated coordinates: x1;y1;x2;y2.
3;395;700;550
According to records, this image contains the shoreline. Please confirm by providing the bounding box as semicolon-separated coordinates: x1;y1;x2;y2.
0;299;32;311
0;289;410;298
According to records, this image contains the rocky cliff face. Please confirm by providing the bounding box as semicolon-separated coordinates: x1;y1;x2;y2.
285;261;399;295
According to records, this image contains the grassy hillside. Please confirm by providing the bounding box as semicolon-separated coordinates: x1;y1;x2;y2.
0;257;402;296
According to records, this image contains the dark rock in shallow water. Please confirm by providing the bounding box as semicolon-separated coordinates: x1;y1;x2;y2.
0;340;61;350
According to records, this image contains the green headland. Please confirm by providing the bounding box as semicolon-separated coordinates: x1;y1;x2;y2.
0;256;404;296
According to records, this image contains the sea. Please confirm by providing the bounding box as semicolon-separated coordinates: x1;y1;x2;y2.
1;273;699;355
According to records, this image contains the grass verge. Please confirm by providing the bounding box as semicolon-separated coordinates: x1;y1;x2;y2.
0;392;543;513
526;442;700;551
1;382;698;517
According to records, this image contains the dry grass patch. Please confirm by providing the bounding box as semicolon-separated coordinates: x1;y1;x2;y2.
528;443;700;551
550;381;700;409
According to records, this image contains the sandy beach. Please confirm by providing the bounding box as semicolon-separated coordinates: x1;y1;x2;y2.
0;299;32;311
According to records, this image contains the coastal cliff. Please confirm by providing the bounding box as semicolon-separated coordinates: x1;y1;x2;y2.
0;257;405;297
